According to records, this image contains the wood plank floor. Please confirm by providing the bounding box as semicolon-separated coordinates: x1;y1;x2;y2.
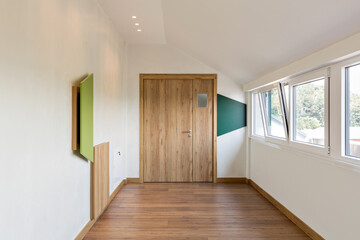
84;183;310;240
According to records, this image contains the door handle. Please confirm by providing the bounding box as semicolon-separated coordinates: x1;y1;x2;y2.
183;130;192;133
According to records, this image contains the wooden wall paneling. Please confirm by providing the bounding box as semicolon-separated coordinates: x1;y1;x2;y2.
91;142;109;220
193;78;214;182
72;86;80;150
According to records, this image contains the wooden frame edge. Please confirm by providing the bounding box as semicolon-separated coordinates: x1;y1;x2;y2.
213;75;217;183
72;86;80;150
127;178;141;183
248;179;324;240
139;73;217;80
216;177;247;183
139;75;144;183
139;74;217;183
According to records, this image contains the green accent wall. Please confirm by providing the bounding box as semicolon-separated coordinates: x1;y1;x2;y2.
80;74;94;162
217;94;246;136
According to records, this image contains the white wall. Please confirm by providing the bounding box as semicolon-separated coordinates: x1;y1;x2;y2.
126;44;246;178
247;37;360;239
250;140;360;239
0;0;127;239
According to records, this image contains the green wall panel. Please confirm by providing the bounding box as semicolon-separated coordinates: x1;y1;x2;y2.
80;74;94;162
217;94;246;136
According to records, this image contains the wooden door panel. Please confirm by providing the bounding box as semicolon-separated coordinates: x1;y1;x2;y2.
193;79;213;182
144;79;193;182
165;80;193;182
143;79;166;182
143;75;215;183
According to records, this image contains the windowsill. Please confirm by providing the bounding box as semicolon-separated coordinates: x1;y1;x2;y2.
249;136;360;172
250;135;265;141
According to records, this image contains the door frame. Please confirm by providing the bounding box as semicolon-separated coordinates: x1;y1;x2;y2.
139;74;218;183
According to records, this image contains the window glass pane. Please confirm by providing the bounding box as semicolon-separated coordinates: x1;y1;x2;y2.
293;78;325;146
253;93;264;136
261;88;286;138
284;84;290;111
198;94;207;107
346;64;360;158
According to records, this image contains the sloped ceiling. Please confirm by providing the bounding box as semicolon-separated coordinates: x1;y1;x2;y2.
97;0;360;84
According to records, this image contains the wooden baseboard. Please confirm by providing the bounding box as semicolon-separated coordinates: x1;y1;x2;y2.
216;177;248;183
127;177;141;183
109;179;127;202
74;219;95;240
248;180;324;240
74;179;127;240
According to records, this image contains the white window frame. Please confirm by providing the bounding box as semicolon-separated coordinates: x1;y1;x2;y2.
249;53;360;169
258;83;289;145
286;68;329;155
338;55;360;164
251;92;266;138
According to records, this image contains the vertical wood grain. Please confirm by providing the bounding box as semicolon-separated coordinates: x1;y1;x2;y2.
91;142;109;220
193;79;213;182
143;79;166;182
143;79;193;182
140;74;217;183
165;80;193;182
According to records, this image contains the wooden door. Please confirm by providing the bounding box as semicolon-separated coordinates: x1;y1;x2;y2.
193;79;213;182
142;74;216;183
143;79;193;182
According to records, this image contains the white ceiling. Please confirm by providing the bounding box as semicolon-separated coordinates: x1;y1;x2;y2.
97;0;360;83
98;0;166;44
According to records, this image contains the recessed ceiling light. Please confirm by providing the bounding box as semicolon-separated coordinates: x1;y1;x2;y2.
132;16;137;19
137;29;142;32
135;23;140;26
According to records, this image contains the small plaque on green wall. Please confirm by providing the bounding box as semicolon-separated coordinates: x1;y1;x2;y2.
80;74;94;162
217;94;246;136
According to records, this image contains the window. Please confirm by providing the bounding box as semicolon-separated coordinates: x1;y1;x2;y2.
198;94;207;107
282;83;290;111
345;63;360;158
292;78;325;146
249;55;360;167
261;87;287;139
252;93;264;136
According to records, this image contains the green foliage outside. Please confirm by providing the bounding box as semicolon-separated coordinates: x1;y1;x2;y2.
294;82;324;130
267;81;360;131
270;89;281;119
350;92;360;127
